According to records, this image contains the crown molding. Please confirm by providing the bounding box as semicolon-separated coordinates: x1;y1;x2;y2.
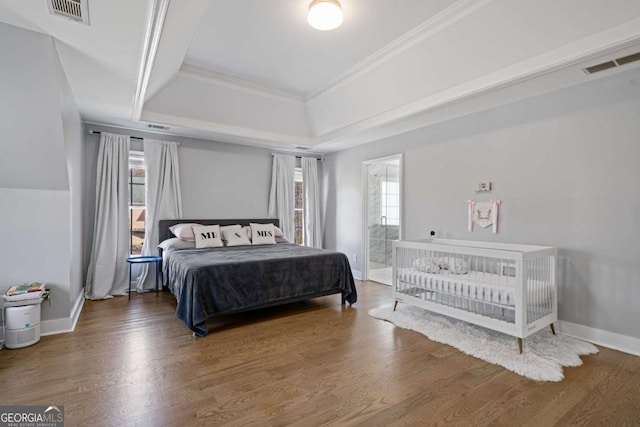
86;116;316;153
180;64;306;105
131;0;171;121
305;0;494;101
313;26;640;149
141;111;313;148
129;28;640;154
84;120;188;141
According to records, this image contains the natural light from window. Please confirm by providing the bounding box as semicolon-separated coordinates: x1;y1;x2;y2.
294;168;304;245
129;151;145;255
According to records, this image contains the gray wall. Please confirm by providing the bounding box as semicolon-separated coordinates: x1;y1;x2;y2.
56;47;85;310
323;67;640;339
178;139;272;218
0;22;84;323
83;125;276;279
0;24;69;191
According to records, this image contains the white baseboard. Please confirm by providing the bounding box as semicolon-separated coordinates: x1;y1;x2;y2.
352;270;362;280
558;320;640;356
40;293;85;336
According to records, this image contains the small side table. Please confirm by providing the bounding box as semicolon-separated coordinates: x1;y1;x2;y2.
126;256;162;300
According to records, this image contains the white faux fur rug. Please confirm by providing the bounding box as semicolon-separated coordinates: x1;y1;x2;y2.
369;305;598;382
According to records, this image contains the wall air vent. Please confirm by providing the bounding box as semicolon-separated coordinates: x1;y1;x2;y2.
147;124;170;130
46;0;89;25
295;146;310;150
583;52;640;74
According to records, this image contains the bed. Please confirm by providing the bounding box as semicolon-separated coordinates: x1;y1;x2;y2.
158;219;357;336
393;239;557;353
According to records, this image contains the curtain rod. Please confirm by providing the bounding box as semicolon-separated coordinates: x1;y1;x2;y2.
89;130;142;140
88;130;180;145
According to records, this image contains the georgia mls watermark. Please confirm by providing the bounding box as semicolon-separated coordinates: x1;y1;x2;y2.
0;405;64;427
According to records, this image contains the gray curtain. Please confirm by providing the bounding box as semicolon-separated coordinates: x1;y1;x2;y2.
268;154;296;241
85;132;130;299
136;139;182;291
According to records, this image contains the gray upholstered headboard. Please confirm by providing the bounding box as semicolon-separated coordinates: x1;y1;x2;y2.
158;218;280;245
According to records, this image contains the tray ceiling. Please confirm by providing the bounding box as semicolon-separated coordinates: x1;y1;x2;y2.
1;0;640;153
184;0;456;96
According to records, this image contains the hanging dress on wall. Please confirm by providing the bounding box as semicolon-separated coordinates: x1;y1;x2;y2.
467;199;501;233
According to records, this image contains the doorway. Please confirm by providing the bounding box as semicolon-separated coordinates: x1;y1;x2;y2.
363;154;402;285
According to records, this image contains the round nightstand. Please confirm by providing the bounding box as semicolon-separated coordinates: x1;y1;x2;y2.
125;256;162;300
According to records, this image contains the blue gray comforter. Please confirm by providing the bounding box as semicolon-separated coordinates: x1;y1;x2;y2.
163;243;357;336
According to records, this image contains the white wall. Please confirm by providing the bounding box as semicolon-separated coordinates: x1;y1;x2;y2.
323;67;640;341
0;22;83;327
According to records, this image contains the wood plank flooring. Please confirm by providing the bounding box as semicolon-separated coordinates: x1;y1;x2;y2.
1;281;639;426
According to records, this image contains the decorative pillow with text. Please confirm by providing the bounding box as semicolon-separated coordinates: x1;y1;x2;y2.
192;224;223;248
223;227;252;246
220;224;242;240
245;225;284;240
250;223;277;245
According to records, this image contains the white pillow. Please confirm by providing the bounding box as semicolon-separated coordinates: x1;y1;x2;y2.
250;223;277;245
413;257;440;273
222;227;251;246
448;258;470;275
169;223;202;241
220;224;241;239
158;237;196;251
244;225;284;240
192;224;223;248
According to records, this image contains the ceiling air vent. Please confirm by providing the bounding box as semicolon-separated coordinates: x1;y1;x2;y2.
616;52;640;66
147;124;170;130
46;0;89;25
584;61;616;74
583;51;640;74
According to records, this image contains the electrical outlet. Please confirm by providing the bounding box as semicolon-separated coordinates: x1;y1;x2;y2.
353;254;358;263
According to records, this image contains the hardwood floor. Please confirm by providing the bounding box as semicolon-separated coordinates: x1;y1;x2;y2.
1;281;639;426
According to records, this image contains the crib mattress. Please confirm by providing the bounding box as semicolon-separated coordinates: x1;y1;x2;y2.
396;268;551;307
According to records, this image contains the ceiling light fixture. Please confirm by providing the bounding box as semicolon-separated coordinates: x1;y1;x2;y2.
307;0;343;31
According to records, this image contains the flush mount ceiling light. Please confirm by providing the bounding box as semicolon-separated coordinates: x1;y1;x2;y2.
308;0;343;31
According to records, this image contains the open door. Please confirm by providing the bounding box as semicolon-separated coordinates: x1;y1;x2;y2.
363;155;401;285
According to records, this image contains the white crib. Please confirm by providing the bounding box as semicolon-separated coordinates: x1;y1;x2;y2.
392;239;558;353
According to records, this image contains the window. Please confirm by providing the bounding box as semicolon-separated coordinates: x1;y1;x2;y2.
294;168;304;245
381;180;399;226
128;151;146;255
